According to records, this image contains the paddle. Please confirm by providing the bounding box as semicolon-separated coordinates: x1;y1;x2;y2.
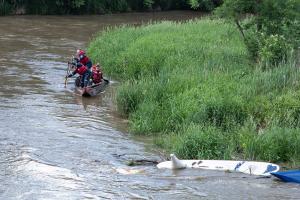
64;62;71;88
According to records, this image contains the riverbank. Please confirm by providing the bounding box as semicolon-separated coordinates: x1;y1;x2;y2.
88;18;300;166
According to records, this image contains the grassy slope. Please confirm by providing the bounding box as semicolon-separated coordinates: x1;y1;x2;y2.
88;19;300;165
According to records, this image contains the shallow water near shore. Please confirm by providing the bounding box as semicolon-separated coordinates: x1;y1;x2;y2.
0;12;299;199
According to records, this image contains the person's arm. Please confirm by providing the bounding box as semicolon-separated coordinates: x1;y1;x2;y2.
66;69;78;78
67;72;74;78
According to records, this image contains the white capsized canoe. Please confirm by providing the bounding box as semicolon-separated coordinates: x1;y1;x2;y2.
157;154;280;176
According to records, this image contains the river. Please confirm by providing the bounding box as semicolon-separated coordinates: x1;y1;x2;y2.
0;11;299;200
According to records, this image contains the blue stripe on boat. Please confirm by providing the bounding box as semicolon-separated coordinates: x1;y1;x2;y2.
263;164;278;174
234;161;245;170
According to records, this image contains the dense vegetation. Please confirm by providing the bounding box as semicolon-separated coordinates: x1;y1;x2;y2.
88;1;299;165
88;17;299;165
0;0;222;15
215;0;299;67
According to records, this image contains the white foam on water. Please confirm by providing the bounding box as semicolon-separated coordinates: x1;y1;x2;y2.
18;152;84;191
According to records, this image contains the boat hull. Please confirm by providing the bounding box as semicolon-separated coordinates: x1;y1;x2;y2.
271;170;300;183
75;78;109;97
157;154;280;176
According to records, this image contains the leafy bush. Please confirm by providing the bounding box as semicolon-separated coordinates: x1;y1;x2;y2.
258;34;292;66
189;0;214;11
244;29;260;61
216;0;299;66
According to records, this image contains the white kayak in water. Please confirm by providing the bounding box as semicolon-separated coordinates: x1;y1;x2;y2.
157;154;280;176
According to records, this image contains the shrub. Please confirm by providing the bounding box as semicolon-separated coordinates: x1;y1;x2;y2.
189;0;216;11
258;34;292;67
216;0;299;66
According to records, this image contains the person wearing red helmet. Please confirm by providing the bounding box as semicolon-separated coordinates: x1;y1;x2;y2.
76;49;93;69
91;63;103;84
66;61;91;88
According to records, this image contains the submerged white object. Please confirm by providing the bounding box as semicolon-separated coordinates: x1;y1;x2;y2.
157;154;280;176
114;168;144;175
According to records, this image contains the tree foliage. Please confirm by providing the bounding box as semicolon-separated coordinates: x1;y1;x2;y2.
1;0;226;15
0;0;193;15
215;0;300;66
189;0;223;11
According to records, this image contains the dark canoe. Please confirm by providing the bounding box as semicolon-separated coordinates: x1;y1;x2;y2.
271;170;300;184
75;77;109;97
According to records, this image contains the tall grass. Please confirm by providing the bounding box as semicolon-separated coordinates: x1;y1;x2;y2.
88;19;300;165
239;126;300;163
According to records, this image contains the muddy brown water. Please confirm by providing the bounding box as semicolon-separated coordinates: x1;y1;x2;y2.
0;11;299;200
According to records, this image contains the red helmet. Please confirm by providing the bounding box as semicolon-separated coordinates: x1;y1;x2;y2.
77;49;86;60
76;49;85;56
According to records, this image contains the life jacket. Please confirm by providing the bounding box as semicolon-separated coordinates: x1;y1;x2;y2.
80;56;91;67
91;65;103;84
74;64;87;75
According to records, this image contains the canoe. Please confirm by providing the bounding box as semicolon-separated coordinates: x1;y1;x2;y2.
271;170;300;184
157;154;280;176
75;77;109;97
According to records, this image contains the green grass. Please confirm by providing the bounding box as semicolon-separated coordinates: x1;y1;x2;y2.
88;18;300;165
